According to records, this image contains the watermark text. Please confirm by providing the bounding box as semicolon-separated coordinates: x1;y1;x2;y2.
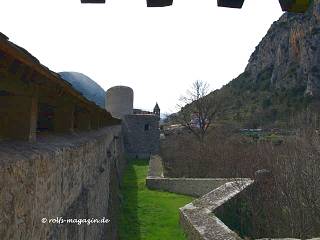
41;217;110;225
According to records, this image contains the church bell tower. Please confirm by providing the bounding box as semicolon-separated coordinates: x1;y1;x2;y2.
153;102;160;118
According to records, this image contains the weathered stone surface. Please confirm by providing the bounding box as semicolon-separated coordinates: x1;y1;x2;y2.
146;155;239;197
147;155;164;177
147;177;236;197
123;114;160;159
105;86;134;120
0;126;125;240
180;181;253;240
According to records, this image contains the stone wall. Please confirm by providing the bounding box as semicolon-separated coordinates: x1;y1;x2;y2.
123;114;159;159
179;180;254;240
180;181;320;240
146;155;236;197
147;177;237;197
146;155;320;240
0;126;125;240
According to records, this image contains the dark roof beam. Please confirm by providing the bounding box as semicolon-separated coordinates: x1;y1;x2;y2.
217;0;245;8
81;0;105;3
147;0;173;7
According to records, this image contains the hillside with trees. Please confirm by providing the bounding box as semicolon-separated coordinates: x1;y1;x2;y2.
196;1;320;127
160;1;320;238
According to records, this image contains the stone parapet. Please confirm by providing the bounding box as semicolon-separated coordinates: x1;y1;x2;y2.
0;126;125;240
146;155;246;197
180;180;254;240
146;155;319;240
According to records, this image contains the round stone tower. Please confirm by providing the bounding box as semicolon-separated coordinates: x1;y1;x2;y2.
105;86;134;119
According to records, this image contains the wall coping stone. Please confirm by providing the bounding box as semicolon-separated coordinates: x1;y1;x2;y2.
0;126;121;167
180;180;253;240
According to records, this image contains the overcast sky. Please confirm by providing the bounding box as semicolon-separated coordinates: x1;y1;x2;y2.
1;0;282;114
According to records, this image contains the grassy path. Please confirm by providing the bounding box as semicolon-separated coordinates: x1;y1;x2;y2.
119;159;194;240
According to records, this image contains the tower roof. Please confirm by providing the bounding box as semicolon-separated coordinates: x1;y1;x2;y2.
154;102;160;110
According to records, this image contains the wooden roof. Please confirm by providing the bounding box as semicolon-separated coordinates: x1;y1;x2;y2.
0;32;120;124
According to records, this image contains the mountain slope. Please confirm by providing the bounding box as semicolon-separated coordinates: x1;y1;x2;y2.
208;0;320;127
59;72;106;108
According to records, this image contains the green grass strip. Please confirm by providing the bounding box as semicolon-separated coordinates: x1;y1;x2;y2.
119;159;194;240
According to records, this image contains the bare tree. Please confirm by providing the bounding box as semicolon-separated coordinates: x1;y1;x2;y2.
177;80;218;143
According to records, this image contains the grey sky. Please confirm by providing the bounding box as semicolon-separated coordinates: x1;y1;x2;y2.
1;0;282;113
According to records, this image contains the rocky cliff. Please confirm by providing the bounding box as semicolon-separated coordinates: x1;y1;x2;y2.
208;0;320;126
247;0;320;96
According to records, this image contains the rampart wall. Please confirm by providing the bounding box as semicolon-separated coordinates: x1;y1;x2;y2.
0;126;125;240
